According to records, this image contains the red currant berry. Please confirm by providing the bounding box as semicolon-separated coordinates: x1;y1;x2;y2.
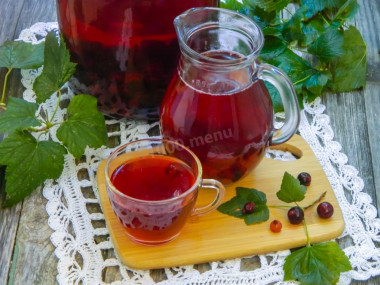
270;220;282;233
317;202;334;218
242;201;255;214
287;206;304;224
297;172;311;186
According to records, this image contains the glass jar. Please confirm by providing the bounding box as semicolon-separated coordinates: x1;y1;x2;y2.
56;0;219;118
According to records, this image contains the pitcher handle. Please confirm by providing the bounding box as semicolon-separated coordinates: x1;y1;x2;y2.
256;63;300;146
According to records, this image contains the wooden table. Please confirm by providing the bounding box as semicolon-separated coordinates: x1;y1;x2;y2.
0;1;379;284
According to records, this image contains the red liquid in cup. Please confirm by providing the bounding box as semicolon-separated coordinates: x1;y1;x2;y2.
109;155;197;244
56;0;219;117
160;51;274;183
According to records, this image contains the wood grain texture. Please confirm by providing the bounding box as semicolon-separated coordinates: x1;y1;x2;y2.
357;0;380;213
13;0;57;37
0;0;24;42
0;202;22;285
97;135;345;270
10;189;58;285
321;1;380;284
0;1;57;284
0;1;27;284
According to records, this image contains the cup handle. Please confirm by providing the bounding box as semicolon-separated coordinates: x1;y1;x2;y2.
192;179;225;216
256;63;300;146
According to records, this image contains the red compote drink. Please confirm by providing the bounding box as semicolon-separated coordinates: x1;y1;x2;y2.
160;51;274;183
56;0;219;118
109;155;197;244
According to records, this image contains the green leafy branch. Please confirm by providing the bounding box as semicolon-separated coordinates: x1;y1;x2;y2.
277;172;352;285
0;31;108;207
221;0;367;111
217;172;352;284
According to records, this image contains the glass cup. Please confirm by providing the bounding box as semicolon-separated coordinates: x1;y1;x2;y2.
104;138;225;245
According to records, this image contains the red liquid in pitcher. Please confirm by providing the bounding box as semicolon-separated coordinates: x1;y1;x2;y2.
109;155;197;244
57;0;218;117
160;51;274;183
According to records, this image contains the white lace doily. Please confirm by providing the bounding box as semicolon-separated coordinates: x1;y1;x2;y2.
17;22;380;285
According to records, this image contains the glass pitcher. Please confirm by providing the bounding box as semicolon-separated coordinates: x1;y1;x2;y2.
56;0;219;118
160;7;300;184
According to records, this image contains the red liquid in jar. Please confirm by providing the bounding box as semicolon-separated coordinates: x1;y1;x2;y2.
160;51;274;183
109;155;197;244
56;0;219;117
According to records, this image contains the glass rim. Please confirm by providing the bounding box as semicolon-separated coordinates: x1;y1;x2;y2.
104;138;203;204
174;7;264;67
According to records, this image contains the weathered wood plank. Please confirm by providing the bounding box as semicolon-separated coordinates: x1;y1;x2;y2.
363;83;380;212
7;0;58;282
10;189;58;285
0;70;25;285
322;91;380;285
12;0;58;38
0;197;22;285
0;0;24;41
322;0;380;284
0;0;28;284
357;0;380;212
0;0;58;284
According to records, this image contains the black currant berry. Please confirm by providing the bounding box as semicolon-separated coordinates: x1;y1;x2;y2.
317;202;334;218
242;201;255;214
297;172;311;186
287;206;304;224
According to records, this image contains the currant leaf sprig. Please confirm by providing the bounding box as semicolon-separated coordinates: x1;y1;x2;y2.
0;31;108;207
217;171;352;284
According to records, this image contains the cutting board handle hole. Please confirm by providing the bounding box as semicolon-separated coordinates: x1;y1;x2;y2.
267;144;303;160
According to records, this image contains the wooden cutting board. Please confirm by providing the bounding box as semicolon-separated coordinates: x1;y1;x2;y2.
97;135;344;270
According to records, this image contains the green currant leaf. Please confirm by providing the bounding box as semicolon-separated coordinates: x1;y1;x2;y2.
243;205;269;225
302;0;337;18
33;31;77;103
308;29;344;61
265;49;330;101
265;81;283;113
300;17;326;47
282;5;308;43
300;87;320;105
220;0;244;10
217;196;246;218
240;3;278;30
265;49;315;85
0;165;5;199
56;94;108;158
236;187;267;204
0;131;66;207
0;97;41;133
305;70;331;96
260;36;287;61
226;0;367;105
333;0;359;22
276;171;306;203
262;25;283;37
296;93;305;110
217;187;269;225
284;242;352;285
253;0;290;12
0;40;44;69
331;26;366;92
